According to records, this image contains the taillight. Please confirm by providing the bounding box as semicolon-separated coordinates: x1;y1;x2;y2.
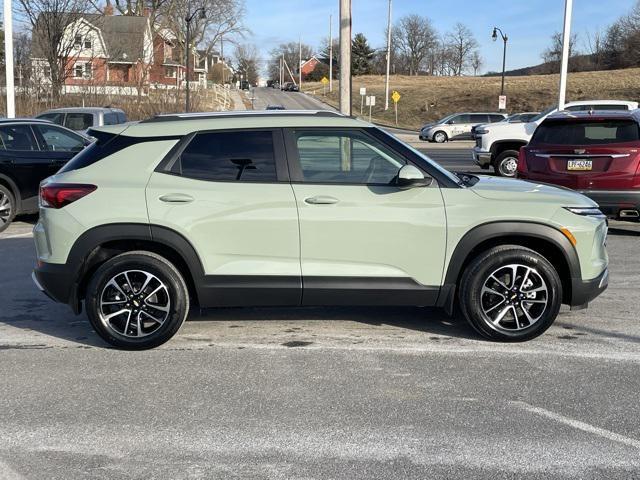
40;183;97;209
517;148;528;176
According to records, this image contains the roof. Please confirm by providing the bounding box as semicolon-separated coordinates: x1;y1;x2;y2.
545;110;640;122
39;107;125;114
565;99;638;107
0;118;55;125
32;13;149;62
94;110;369;137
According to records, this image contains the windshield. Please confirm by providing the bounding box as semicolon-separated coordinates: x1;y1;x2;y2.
530;106;557;123
435;114;453;124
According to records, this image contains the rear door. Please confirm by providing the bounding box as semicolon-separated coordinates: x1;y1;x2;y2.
449;114;471;139
285;128;447;305
146;128;301;307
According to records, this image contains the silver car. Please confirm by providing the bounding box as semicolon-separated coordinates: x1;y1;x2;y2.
420;112;507;143
36;107;127;133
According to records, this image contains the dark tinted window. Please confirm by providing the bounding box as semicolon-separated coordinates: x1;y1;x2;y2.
175;131;277;182
566;104;630;112
116;112;127;123
37;112;65;125
295;131;406;184
450;114;471;124
36;125;86;152
532;120;640;145
64;113;94;130
489;114;505;122
470;114;489;123
0;125;38;151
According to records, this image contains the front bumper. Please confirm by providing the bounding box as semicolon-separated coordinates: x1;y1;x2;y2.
473;147;492;168
33;261;82;314
577;189;640;220
570;268;609;310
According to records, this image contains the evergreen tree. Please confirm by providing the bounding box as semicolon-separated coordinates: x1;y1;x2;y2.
351;33;374;76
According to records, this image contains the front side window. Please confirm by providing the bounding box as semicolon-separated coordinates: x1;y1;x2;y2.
64;113;94;131
450;115;471;124
0;125;38;151
294;130;406;185
173;131;278;182
36;125;86;152
532;120;640;145
470;114;489;123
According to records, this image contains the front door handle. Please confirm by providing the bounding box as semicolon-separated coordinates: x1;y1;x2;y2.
304;195;339;205
159;193;194;204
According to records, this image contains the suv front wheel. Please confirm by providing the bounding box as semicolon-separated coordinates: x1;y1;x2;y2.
459;245;562;342
494;150;520;177
85;251;189;350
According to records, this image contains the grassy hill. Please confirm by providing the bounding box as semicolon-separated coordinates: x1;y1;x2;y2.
302;68;640;130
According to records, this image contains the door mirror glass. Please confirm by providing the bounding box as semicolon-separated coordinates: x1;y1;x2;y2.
396;165;432;189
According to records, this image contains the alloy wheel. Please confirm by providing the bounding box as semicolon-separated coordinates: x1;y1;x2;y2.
98;270;171;338
434;132;447;143
499;157;518;177
0;191;12;227
480;264;548;333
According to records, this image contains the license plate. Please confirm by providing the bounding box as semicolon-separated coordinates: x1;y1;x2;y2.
567;160;593;171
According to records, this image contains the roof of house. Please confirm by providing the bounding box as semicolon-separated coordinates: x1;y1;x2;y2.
32;13;149;62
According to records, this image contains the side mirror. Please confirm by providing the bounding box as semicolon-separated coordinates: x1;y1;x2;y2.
396;165;432;189
446;119;455;125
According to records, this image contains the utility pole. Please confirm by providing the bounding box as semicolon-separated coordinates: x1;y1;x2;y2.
220;36;225;84
384;0;392;111
558;0;573;110
299;36;302;88
339;0;351;115
4;0;15;118
329;14;333;93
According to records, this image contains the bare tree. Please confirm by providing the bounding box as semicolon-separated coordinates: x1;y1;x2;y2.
18;0;96;98
392;14;437;75
234;43;259;85
446;23;478;75
541;31;579;72
470;50;483;76
268;42;313;82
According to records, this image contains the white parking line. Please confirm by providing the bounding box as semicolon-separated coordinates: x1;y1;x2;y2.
511;401;640;450
0;232;33;239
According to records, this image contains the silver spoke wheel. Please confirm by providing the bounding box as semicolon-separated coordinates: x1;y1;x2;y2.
480;263;548;333
0;191;11;226
98;270;170;338
499;157;518;177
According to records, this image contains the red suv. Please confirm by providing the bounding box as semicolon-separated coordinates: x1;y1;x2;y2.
518;110;640;220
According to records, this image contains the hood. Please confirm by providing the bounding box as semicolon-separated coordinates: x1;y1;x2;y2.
469;176;597;207
420;123;435;131
480;120;540;137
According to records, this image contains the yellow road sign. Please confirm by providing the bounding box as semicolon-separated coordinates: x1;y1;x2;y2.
321;77;329;85
391;90;401;103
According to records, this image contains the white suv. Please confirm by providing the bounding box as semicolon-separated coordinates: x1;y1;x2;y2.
473;100;639;176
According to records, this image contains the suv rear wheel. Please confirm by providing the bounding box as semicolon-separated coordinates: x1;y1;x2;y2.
0;185;16;233
85;251;189;350
459;246;562;342
494;150;520;177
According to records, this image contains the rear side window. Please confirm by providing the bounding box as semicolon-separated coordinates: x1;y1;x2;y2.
470;114;489;123
116;112;127;123
532;120;640;145
489;114;505;122
103;113;119;125
172;131;277;182
64;113;94;130
0;125;38;151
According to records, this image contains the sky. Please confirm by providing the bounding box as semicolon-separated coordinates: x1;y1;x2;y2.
244;0;634;74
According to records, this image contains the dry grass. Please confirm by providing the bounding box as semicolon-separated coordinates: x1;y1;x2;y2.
303;68;640;130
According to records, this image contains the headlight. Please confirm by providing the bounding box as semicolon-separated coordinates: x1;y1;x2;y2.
564;207;606;218
475;128;489;135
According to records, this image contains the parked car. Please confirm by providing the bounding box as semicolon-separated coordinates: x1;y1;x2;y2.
0;119;90;232
519;110;640;221
32;110;608;349
419;113;507;143
266;104;285;110
282;82;299;92
471;113;541;140
240;80;250;90
273;82;280;89
36;107;127;133
473;100;639;177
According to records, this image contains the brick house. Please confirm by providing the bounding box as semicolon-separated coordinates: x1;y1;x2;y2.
299;56;321;77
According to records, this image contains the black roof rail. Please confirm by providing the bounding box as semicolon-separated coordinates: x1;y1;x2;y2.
140;110;345;124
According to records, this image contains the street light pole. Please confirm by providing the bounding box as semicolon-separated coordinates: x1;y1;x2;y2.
492;27;508;103
185;5;206;113
339;0;351;115
4;0;15;118
329;14;333;93
558;0;574;110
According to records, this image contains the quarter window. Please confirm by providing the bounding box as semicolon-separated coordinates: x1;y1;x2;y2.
35;125;86;152
294;131;406;184
173;131;278;182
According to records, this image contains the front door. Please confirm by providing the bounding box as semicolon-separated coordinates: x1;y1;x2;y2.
146;129;301;307
286;128;447;306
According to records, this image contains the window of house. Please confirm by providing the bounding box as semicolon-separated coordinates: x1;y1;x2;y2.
171;131;278;182
165;67;176;78
294;131;406;185
74;63;84;78
84;62;92;79
74;35;82;48
42;65;51;79
84;38;92;49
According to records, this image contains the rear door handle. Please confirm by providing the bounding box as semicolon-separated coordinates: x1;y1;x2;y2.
304;195;339;205
159;193;194;204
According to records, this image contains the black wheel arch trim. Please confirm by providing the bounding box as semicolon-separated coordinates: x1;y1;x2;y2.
440;221;583;310
490;140;528;158
0;173;21;213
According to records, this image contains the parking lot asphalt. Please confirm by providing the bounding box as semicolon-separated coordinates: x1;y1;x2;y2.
2;213;640;479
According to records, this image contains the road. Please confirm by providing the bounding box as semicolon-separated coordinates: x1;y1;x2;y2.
250;87;482;174
2;215;640;478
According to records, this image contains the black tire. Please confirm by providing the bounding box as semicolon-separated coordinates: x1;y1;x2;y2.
433;131;448;143
0;184;16;233
459;245;562;342
494;150;520;177
85;251;189;350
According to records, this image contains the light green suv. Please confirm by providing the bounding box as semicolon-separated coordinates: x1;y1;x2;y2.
32;111;609;349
